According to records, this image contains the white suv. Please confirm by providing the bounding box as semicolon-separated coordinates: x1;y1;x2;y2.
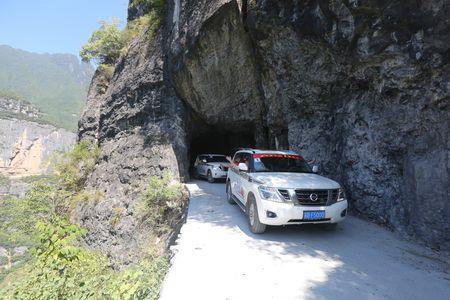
226;149;348;233
194;154;231;183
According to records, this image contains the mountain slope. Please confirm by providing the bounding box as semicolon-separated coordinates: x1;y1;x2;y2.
0;45;94;130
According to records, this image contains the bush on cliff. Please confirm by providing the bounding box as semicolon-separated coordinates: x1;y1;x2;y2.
80;18;124;65
126;0;165;42
0;173;9;187
1;216;168;300
54;140;100;191
80;0;165;66
140;173;186;235
0;142;177;299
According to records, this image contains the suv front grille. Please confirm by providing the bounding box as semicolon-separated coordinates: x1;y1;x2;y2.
294;189;340;206
295;190;328;205
276;189;340;205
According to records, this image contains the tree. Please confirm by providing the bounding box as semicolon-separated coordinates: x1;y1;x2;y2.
80;18;124;65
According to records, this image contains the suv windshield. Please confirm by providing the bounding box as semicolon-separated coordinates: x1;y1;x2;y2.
205;156;228;163
253;154;312;173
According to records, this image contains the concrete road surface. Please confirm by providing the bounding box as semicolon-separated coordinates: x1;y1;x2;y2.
160;180;450;300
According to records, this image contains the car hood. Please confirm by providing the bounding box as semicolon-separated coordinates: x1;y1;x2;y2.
250;173;340;189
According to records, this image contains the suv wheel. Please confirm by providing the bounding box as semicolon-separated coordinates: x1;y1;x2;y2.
247;195;266;234
207;170;215;183
226;181;236;205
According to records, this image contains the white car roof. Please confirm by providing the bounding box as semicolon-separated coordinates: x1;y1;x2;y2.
235;149;300;155
198;154;226;157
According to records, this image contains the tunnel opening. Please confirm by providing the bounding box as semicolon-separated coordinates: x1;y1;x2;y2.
188;125;256;176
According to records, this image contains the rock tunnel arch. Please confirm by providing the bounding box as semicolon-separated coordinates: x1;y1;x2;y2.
186;118;257;176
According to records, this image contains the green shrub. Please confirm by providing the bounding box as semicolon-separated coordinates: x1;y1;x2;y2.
54;140;100;191
81;1;165;67
0;143;173;299
130;0;165;15
80;18;124;65
98;63;115;78
0;216;169;300
122;0;165;55
140;173;185;234
19;174;55;184
0;173;10;187
122;13;160;48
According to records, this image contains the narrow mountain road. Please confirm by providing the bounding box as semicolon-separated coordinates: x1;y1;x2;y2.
160;181;450;300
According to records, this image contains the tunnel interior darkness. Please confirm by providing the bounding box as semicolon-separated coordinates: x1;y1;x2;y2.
188;129;255;172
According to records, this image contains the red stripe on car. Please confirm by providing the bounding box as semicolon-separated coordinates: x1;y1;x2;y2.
253;154;304;160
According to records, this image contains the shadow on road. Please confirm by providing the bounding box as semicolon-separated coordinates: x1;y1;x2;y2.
171;180;450;299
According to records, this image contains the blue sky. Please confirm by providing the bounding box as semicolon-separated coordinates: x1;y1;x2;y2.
0;0;128;56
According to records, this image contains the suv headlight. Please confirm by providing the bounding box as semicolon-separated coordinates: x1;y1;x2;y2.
212;165;220;170
258;186;284;202
337;188;346;201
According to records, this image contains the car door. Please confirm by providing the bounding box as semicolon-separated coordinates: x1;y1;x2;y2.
229;152;243;201
197;155;205;176
238;153;253;206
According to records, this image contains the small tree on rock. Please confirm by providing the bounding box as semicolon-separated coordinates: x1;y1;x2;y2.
80;18;124;65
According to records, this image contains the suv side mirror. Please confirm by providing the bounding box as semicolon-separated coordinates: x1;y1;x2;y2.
238;163;248;172
312;165;319;173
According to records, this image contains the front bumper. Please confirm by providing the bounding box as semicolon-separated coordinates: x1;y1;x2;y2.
258;199;348;226
211;169;228;179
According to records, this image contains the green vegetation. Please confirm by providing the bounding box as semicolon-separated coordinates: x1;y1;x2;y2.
0;109;57;127
19;174;55;184
80;18;125;65
1;214;169;299
53;140;101;191
127;0;165;42
80;0;165;68
0;142;179;299
140;173;185;234
0;173;10;186
0;45;93;131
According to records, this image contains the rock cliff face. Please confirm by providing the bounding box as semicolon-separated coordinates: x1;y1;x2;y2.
79;0;450;257
0;98;75;179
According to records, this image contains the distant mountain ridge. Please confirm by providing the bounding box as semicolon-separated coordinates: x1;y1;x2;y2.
0;45;94;130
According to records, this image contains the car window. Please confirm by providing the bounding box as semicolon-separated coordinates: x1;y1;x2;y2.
233;153;243;165
253;154;312;173
241;153;252;170
205;155;228;163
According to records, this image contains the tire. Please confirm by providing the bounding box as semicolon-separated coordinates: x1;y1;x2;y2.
226;181;236;205
247;195;266;234
207;170;215;183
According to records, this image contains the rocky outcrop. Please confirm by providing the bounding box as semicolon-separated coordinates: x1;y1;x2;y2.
79;0;450;257
0;118;75;177
0;98;75;178
0;97;40;119
244;0;450;250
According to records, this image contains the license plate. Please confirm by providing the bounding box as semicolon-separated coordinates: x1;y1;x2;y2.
303;210;325;220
